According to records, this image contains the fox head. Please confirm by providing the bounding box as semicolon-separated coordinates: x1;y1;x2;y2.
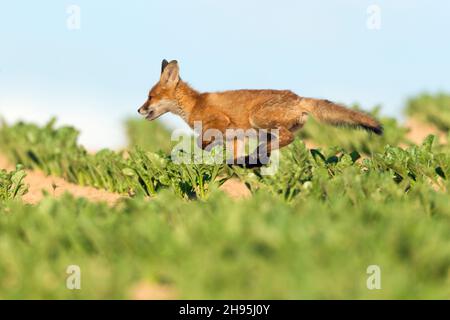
138;59;181;121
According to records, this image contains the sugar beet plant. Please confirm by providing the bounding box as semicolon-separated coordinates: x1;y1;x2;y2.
0;165;28;201
233;135;450;202
2;183;450;299
0;119;226;199
1;115;450;202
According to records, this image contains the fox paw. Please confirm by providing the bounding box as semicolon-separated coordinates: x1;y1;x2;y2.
234;155;267;168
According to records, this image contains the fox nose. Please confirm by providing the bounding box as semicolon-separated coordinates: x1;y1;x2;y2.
138;106;147;115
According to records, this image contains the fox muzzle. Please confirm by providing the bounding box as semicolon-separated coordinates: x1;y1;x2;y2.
138;104;156;120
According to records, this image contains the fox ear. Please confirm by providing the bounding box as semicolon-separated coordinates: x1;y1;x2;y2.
161;59;169;74
160;60;179;88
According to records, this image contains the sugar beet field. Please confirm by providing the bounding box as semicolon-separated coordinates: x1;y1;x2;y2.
0;93;450;299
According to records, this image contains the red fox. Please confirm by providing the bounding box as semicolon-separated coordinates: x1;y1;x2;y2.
138;60;382;167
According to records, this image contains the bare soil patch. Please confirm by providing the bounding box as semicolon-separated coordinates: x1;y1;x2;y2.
219;178;251;200
129;281;177;300
0;153;123;205
405;118;447;145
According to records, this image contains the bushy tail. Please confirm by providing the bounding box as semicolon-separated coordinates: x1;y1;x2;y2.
300;98;383;135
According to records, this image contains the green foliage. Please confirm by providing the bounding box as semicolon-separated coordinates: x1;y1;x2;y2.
126;147;225;200
0;166;28;201
298;105;409;153
233;135;449;203
125;118;173;153
1;188;450;299
0;119;226;199
405;92;450;131
366;135;450;188
1;114;450;299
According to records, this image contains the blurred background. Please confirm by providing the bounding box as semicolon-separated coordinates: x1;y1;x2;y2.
1;0;449;149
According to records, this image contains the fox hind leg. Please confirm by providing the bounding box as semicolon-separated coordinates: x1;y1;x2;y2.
235;128;293;168
236;105;297;167
235;127;294;168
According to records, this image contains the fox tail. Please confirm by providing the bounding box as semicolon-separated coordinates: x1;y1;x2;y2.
299;98;383;135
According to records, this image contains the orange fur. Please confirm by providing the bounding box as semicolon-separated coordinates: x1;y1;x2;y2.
138;60;382;160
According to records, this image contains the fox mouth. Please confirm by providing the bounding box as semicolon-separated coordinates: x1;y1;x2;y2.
145;109;155;120
144;109;165;121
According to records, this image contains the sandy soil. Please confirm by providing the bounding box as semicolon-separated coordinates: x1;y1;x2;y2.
129;281;177;300
0;154;123;205
405;118;447;145
219;178;251;200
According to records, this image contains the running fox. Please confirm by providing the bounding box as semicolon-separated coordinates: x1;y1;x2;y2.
138;59;382;166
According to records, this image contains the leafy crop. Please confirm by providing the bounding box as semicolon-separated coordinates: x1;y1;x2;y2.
298;105;409;153
125;117;173;153
1;106;450;299
232;134;449;203
1;187;450;299
0;166;28;201
0;119;226;199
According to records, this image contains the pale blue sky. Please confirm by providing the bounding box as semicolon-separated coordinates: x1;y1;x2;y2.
1;1;449;148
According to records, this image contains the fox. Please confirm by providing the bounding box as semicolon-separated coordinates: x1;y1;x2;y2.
138;59;382;167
